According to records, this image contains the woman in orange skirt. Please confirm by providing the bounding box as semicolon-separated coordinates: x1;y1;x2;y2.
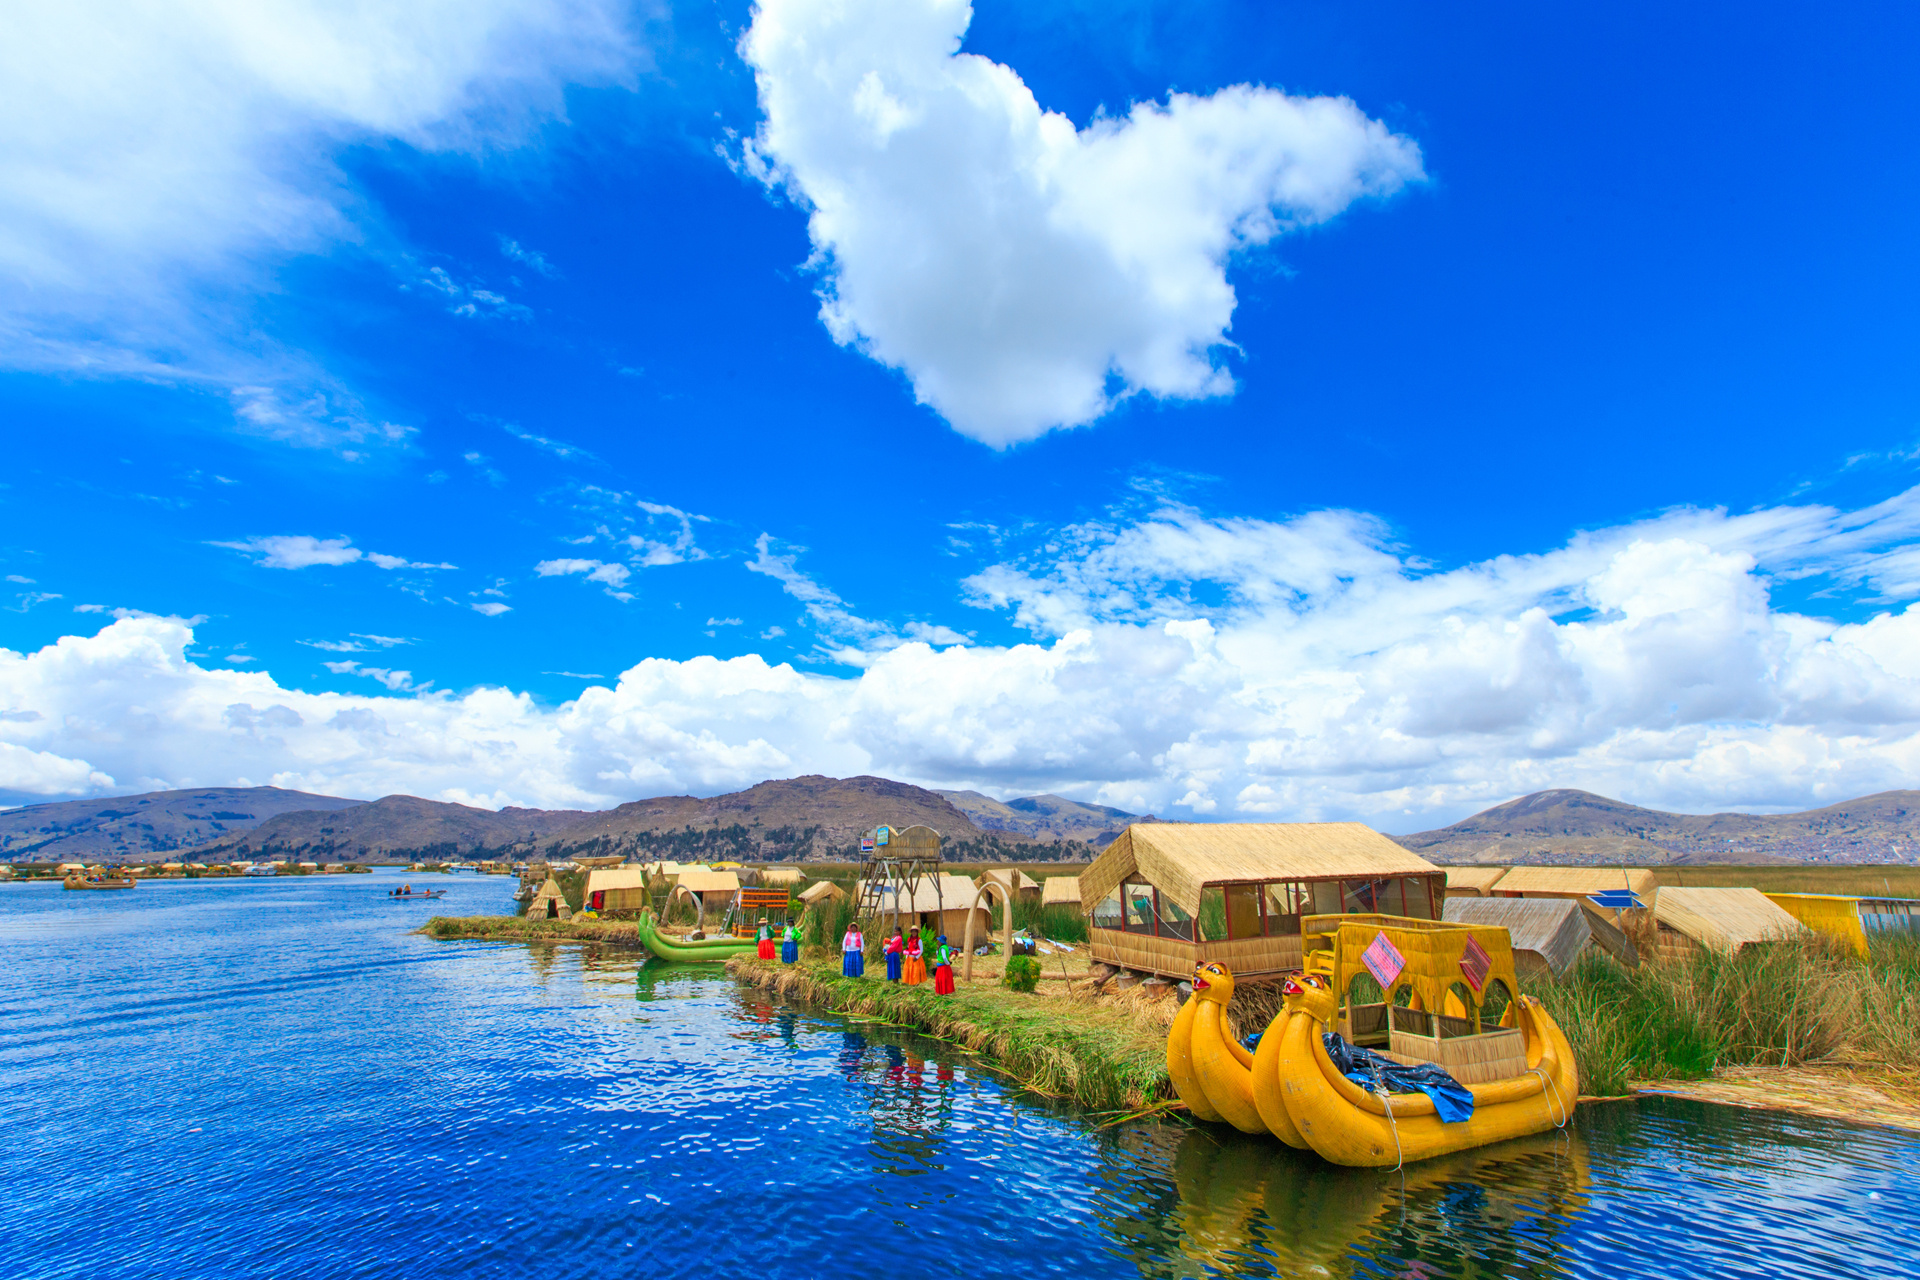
901;926;927;986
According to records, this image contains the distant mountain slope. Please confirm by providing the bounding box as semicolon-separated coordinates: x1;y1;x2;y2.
199;795;594;861
1398;788;1920;865
0;787;362;860
935;790;1147;846
543;774;995;862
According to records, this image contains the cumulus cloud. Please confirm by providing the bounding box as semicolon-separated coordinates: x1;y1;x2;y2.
0;0;641;445
739;0;1423;445
12;487;1920;822
472;602;513;617
213;535;455;571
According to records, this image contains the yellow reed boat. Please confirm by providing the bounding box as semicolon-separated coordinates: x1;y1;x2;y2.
1168;912;1579;1168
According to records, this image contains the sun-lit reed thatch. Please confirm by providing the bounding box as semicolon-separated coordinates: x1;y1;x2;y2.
1654;886;1806;955
1443;896;1594;978
1040;875;1082;907
1442;867;1510;896
1081;823;1436;916
1491;866;1659;900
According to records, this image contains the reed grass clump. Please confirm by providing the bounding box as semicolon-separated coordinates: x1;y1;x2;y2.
1538;933;1920;1095
423;915;640;944
728;956;1169;1111
1010;899;1088;944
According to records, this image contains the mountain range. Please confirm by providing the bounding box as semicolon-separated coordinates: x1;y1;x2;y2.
1396;788;1920;866
8;778;1918;866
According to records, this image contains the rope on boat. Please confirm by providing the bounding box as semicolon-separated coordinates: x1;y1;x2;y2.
1370;1063;1406;1173
1529;1065;1570;1129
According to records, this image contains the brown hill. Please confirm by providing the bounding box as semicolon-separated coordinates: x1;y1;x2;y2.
934;790;1146;845
541;774;996;863
1398;788;1920;865
202;795;593;861
0;786;362;861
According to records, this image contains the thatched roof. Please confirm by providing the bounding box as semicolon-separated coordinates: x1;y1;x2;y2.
585;867;651;895
857;874;982;915
974;868;1041;897
798;880;845;904
677;870;740;896
1040;875;1081;906
1082;823;1436;916
1490;866;1658;899
1443;896;1593;976
760;867;804;886
1444;867;1510;895
1656;887;1807;953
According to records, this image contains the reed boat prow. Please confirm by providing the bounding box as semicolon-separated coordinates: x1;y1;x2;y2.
1170;912;1579;1168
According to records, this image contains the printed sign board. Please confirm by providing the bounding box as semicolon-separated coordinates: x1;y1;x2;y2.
859;838;875;853
876;827;890;846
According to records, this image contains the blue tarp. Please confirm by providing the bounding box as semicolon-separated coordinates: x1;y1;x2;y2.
1323;1033;1475;1122
1236;1029;1476;1123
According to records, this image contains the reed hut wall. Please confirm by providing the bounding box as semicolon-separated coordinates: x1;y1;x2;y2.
1442;896;1593;979
1040;875;1082;908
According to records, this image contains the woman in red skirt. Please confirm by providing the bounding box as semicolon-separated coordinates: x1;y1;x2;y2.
756;917;776;960
932;935;957;995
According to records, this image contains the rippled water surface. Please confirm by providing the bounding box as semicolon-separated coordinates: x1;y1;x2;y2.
2;873;1914;1278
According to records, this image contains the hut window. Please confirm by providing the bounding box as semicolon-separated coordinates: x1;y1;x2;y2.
1091;885;1123;930
1309;880;1344;917
1223;885;1261;939
1480;979;1515;1030
1375;877;1406;917
1263;882;1305;936
1122;881;1156;935
1342;879;1379;913
1160;893;1197;941
1400;875;1438;920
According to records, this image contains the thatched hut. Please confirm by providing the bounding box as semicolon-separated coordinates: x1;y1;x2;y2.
1653;887;1806;960
974;868;1042;903
856;874;990;941
1443;867;1510;898
1079;823;1442;981
798;880;846;907
1442;896;1593;980
667;870;741;923
584;866;652;912
526;876;572;920
760;866;804;888
1040;875;1082;908
1488;866;1657;908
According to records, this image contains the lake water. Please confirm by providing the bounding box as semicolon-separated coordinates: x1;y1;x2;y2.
2;872;1913;1279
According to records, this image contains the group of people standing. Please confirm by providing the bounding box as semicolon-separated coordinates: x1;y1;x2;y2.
755;918;801;964
842;922;957;995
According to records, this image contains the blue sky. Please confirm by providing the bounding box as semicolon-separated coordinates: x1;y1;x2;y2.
4;1;1920;824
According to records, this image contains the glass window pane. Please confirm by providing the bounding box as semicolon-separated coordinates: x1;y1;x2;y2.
1159;892;1196;941
1195;887;1227;942
1401;877;1435;920
1123;881;1155;934
1376;877;1405;917
1092;885;1123;930
1343;879;1378;913
1311;880;1344;916
1224;885;1261;939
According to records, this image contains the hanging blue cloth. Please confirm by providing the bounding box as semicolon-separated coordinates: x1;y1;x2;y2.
1321;1032;1475;1123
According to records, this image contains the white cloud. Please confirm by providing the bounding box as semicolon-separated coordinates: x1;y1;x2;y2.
499;421;597;462
535;558;633;596
0;0;641;445
8;591;63;613
14;487;1920;823
214;534;454;571
498;235;560;278
416;267;532;321
6;575;34;584
707;617;744;627
472;602;512;617
321;659;421;692
740;0;1423;445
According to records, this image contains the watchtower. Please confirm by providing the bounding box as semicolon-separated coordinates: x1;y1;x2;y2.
854;824;947;941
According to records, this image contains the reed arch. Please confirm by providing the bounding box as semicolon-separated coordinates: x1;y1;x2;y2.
961;879;1016;983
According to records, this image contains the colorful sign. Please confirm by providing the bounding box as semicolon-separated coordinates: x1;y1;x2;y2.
1459;935;1492;993
876;826;890;846
859;838;875;853
1360;932;1405;989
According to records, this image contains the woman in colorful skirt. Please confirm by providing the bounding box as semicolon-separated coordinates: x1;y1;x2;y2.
841;921;866;978
884;927;904;982
756;917;776;961
780;920;800;964
932;935;956;996
901;927;926;986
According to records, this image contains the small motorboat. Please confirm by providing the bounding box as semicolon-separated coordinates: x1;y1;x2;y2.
385;888;447;900
63;873;137;891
